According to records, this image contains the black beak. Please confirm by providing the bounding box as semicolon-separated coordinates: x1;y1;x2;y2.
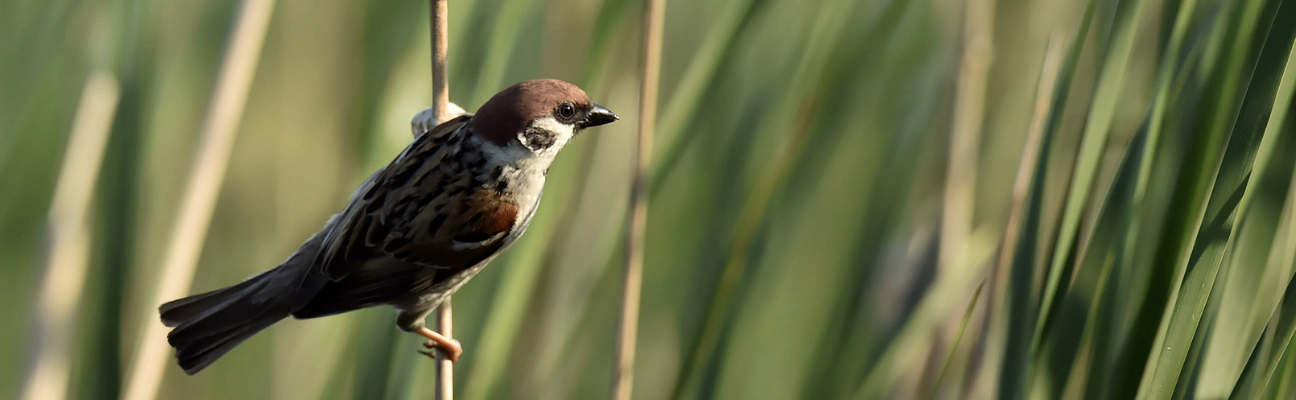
582;103;619;128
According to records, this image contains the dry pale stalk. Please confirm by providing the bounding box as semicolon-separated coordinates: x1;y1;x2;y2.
429;1;454;399
436;298;454;400
21;71;121;400
121;1;276;399
613;0;665;399
970;33;1064;398
925;0;994;393
939;0;995;275
431;0;450;124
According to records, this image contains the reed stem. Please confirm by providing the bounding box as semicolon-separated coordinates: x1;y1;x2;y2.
430;1;454;399
613;0;664;398
21;71;120;400
120;1;275;398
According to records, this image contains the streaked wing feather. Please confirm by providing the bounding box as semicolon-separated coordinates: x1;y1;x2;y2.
292;262;437;319
315;115;472;280
314;114;520;281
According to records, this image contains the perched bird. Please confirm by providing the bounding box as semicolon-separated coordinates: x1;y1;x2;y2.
159;79;618;374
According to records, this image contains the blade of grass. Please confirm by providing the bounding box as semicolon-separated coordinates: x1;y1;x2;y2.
670;1;862;398
1214;30;1296;398
976;30;1069;400
925;281;986;400
1267;337;1296;398
1194;0;1296;394
20;71;120;400
1058;254;1114;400
1234;155;1296;399
1103;0;1202;353
121;1;276;399
1136;0;1283;396
466;0;539;106
1031;0;1151;366
1039;112;1149;400
647;0;763;196
1255;271;1296;398
1173;0;1296;391
1103;0;1286;397
994;3;1095;398
85;3;147;396
796;4;950;394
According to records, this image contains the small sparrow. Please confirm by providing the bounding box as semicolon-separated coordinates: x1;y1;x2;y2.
160;79;617;374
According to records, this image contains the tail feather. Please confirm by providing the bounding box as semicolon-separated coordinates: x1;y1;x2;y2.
159;269;292;375
170;306;286;373
159;275;264;327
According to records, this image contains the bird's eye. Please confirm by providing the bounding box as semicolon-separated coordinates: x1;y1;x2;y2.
557;103;576;120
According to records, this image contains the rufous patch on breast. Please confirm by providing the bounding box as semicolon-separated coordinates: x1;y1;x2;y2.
456;188;518;242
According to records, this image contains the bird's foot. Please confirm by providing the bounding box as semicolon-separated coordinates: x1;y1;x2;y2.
415;327;462;363
410;103;467;137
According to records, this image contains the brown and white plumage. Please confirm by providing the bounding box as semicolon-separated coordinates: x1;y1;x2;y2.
159;79;617;374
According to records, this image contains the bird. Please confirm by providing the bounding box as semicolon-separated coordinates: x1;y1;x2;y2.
158;79;618;375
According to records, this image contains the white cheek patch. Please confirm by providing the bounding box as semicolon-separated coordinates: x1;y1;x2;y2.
474;115;574;187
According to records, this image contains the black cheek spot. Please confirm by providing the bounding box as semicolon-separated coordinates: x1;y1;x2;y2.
523;128;556;151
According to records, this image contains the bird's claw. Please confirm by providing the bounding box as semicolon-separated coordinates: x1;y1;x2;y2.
419;338;462;363
410;103;468;137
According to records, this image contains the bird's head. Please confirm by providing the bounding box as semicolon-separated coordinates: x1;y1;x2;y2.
469;79;618;158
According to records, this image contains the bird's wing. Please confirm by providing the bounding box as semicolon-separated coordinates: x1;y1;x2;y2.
292;259;437;318
314;114;519;281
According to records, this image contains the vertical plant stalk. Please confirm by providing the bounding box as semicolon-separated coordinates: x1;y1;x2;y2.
995;35;1063;292
974;33;1064;395
120;1;275;399
930;0;993;391
994;33;1063;315
430;0;450;124
436;298;454;400
430;1;454;399
20;71;121;400
939;0;995;274
613;0;664;398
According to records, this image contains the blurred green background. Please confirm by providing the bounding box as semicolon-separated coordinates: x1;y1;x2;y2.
5;0;1296;399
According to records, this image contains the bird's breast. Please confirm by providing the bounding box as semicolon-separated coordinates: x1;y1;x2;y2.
496;165;546;226
471;134;549;236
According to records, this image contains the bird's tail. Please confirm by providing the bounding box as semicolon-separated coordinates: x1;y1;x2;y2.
159;267;293;374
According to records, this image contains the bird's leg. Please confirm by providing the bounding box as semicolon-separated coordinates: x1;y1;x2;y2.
415;327;462;363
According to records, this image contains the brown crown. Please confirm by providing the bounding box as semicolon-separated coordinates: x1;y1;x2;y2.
469;79;592;145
